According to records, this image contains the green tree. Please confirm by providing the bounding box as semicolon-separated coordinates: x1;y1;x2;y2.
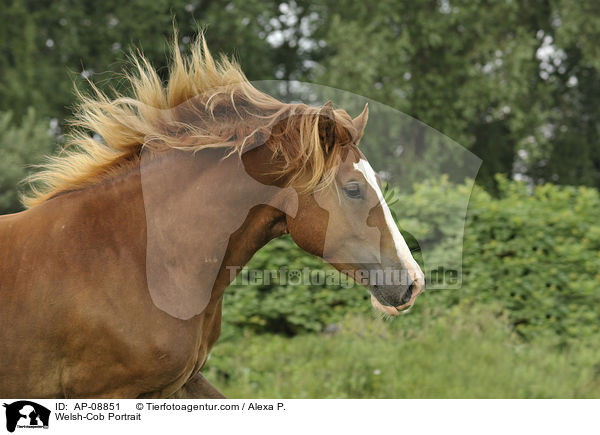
0;0;298;121
310;0;599;191
0;109;55;214
522;1;600;188
1;0;599;195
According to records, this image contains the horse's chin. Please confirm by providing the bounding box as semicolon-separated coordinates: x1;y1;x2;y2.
370;294;415;316
370;294;400;316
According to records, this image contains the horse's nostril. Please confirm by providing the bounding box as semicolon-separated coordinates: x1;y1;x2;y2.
373;280;417;307
400;282;414;305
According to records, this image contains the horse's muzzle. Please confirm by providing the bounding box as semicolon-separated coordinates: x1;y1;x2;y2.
370;276;424;315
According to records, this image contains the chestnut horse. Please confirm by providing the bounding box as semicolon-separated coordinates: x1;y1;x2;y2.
0;37;424;398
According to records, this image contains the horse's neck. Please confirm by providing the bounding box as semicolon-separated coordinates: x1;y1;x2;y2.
36;162;148;251
21;149;288;318
135;148;290;318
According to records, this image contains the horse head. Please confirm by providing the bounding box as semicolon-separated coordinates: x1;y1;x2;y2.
262;101;425;315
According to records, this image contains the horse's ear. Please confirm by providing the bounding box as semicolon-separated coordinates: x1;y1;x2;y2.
318;101;336;152
353;103;369;145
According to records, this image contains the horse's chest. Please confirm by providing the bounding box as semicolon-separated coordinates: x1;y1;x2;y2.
150;301;223;396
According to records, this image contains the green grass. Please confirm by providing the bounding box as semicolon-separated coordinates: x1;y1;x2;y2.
205;305;600;398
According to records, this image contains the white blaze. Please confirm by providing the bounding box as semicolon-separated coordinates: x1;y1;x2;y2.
353;159;422;283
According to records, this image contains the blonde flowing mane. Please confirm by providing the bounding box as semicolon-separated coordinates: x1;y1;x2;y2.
22;35;360;208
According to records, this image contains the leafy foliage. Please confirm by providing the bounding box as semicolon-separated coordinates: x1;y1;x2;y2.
222;236;369;338
0;110;55;214
462;175;600;339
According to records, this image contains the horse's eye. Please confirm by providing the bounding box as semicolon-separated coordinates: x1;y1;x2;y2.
343;183;362;199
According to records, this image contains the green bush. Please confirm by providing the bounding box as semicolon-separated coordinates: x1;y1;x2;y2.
222;175;600;340
222;236;370;338
0;109;55;214
462;175;600;339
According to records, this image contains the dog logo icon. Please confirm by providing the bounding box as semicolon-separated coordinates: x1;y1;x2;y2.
3;401;50;433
